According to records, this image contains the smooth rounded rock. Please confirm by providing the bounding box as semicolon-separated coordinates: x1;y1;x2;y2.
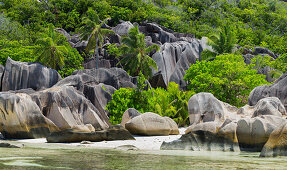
125;112;178;136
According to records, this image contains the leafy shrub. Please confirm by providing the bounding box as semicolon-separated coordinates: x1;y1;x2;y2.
106;73;194;126
184;54;269;106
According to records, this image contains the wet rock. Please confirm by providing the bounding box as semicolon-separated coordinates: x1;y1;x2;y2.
236;115;286;151
260;123;287;157
115;145;139;151
125;112;179;136
161;121;239;151
0;143;23;148
0;92;58;139
80;141;93;144
1;58;61;91
47;125;135;143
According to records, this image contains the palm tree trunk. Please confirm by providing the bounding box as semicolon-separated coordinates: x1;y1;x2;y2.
95;38;99;69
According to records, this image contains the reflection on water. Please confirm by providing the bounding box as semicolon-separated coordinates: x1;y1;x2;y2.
0;144;287;169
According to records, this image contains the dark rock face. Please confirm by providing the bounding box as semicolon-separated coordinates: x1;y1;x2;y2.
73;67;136;89
0;92;58;139
46;125;135;143
161;121;239;152
30;85;110;131
1;58;61;91
248;73;287;109
151;40;201;89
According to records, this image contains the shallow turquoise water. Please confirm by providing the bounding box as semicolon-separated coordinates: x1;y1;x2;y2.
0;143;286;169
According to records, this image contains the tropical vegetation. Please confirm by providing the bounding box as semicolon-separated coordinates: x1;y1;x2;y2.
1;0;287;125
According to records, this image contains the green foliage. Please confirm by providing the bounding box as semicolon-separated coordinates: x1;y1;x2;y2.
273;54;287;74
250;55;274;73
117;25;159;79
35;24;67;69
80;9;114;68
107;74;194;126
58;47;83;78
208;23;237;55
0;39;35;65
184;54;269;106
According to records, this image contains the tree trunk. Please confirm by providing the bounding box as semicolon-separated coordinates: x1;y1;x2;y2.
95;38;99;69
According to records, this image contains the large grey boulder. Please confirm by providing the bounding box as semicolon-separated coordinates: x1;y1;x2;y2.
1;58;61;91
252;97;286;117
55;73;99;91
236;115;286;151
30;85;110;131
161;120;239;152
0;92;58;139
188;93;239;126
248;72;287;109
82;83;116;115
112;21;134;36
125;112;179;136
55;74;116;115
73;67;136;89
151;40;201;89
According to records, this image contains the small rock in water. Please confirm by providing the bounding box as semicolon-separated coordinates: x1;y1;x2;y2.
115;145;139;151
80;141;93;144
0;143;23;148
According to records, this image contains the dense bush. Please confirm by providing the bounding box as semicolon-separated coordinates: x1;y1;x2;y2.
106;73;194;126
184;54;269;106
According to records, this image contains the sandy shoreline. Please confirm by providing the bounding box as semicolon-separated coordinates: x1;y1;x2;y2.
10;128;186;151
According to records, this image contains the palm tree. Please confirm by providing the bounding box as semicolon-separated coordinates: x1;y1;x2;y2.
118;25;159;79
208;24;236;55
79;9;114;69
35;24;67;69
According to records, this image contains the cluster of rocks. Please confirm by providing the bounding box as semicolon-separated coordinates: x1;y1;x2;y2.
57;21;212;90
0;57;139;142
160;91;287;157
